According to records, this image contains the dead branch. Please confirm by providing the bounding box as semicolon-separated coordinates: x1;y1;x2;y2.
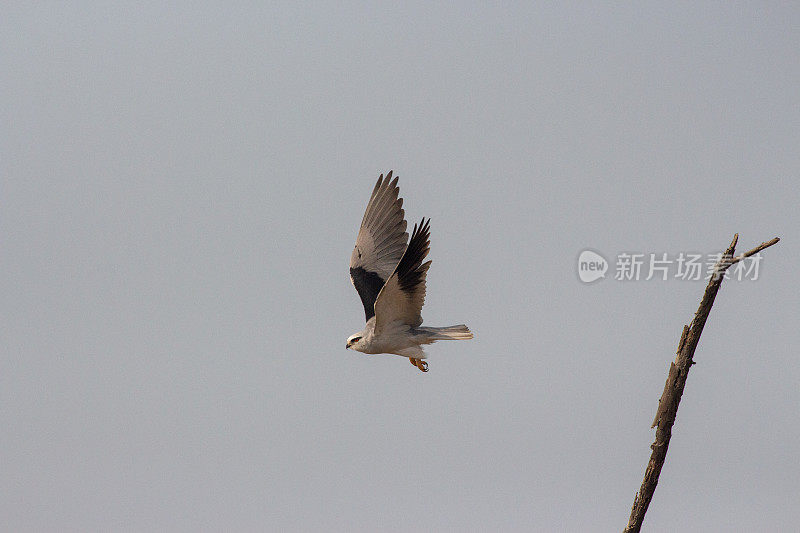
624;234;780;533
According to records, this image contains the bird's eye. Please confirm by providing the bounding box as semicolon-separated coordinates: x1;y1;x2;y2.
353;337;361;343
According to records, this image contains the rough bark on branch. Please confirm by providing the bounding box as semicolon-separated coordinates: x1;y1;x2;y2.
624;234;779;533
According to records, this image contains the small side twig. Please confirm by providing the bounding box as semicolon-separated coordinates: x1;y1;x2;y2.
624;234;779;533
724;237;780;268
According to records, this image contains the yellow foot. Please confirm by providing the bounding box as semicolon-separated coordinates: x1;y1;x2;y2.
410;358;428;372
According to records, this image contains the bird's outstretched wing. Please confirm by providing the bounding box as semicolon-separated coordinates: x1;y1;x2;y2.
350;171;408;321
374;218;431;331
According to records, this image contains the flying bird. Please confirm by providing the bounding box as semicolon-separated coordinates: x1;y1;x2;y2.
346;171;473;372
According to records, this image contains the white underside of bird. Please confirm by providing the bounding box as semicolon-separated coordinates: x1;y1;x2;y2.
346;171;473;372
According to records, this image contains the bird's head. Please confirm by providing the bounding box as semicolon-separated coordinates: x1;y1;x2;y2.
346;332;365;351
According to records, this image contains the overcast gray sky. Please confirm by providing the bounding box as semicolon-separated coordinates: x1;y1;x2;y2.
2;3;798;532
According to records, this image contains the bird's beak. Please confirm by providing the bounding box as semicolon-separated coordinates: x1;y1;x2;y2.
345;343;350;350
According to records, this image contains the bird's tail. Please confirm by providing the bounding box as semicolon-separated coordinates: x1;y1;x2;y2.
417;325;473;341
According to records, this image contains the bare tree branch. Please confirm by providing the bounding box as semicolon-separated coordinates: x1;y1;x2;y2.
624;234;780;533
724;237;780;268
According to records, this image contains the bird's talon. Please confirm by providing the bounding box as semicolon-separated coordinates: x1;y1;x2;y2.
419;360;428;372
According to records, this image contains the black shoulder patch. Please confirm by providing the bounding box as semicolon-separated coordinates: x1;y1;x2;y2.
350;267;385;321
